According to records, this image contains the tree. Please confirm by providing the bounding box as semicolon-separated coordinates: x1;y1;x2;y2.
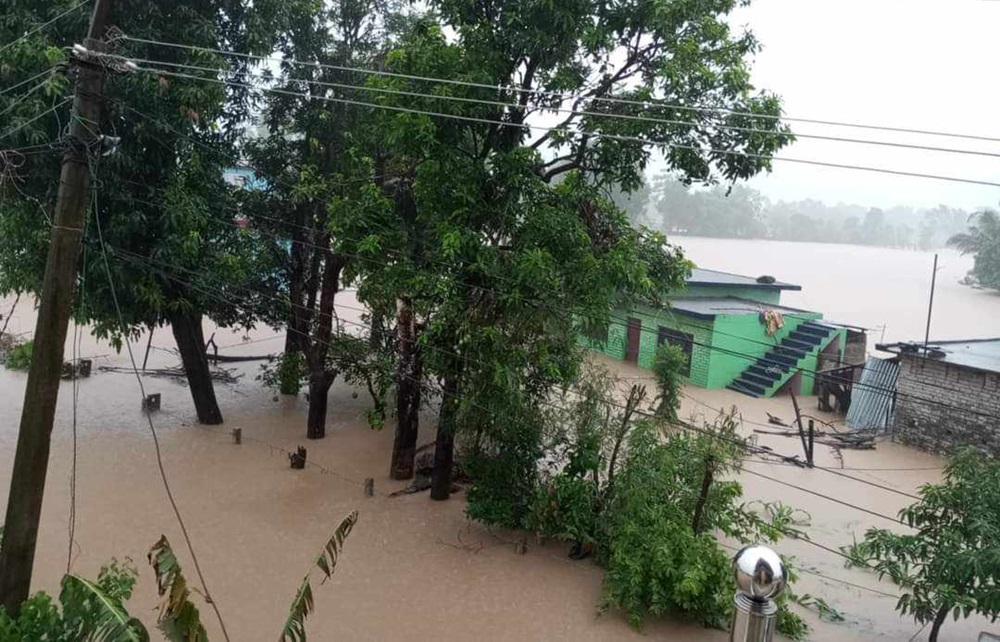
0;0;282;425
335;0;793;500
846;449;1000;642
948;209;1000;290
244;0;400;439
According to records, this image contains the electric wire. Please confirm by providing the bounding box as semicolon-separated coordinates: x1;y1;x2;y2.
134;66;1000;189
0;98;73;142
0;1;90;54
119;35;1000;145
115;55;1000;161
0;78;55;119
0;67;59;98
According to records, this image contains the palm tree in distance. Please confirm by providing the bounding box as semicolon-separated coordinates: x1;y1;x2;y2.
948;209;1000;291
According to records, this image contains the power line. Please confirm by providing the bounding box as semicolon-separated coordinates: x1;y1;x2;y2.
0;98;72;142
118;34;1000;145
80;103;967;499
135;66;1000;189
0;1;90;54
0;78;55;120
116;55;1000;161
0;67;58;98
90;164;232;641
742;468;906;526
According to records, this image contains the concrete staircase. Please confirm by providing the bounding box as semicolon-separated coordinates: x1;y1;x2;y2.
726;322;837;398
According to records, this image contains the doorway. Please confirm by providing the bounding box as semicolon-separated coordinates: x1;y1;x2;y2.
625;318;641;364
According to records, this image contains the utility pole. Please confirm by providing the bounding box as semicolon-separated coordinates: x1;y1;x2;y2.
924;253;938;349
0;0;113;614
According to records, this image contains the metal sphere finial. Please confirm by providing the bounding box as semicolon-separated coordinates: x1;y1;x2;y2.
733;545;786;601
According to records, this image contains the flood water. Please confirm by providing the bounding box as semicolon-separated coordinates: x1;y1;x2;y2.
1;239;998;640
676;236;1000;346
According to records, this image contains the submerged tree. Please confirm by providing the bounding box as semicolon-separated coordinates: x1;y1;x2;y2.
948;209;1000;291
245;0;401;439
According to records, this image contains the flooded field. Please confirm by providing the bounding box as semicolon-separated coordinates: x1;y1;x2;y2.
1;237;997;641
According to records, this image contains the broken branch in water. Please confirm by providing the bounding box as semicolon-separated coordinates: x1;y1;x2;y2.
98;365;242;384
752;428;875;450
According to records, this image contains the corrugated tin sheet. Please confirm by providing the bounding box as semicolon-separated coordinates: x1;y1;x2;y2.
846;357;899;433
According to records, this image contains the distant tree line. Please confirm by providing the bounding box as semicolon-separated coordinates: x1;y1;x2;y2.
617;175;973;250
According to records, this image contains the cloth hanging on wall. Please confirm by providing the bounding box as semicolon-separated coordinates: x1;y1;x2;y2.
760;309;785;336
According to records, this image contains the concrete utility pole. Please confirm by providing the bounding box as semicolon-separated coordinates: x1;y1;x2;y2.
924;253;939;349
0;0;113;614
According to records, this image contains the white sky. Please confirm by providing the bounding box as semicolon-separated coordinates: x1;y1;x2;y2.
718;0;1000;210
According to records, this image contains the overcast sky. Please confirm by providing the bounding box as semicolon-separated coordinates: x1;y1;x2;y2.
713;0;1000;210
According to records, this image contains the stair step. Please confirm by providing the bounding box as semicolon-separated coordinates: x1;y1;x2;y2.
781;337;815;352
788;331;824;347
748;364;782;380
727;382;761;398
774;345;807;360
762;353;797;368
742;372;775;387
733;378;766;395
797;323;832;338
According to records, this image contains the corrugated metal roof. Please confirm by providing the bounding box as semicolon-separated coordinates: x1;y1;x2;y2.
687;268;801;291
878;338;1000;375
846;357;899;433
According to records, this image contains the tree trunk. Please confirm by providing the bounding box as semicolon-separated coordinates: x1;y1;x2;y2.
928;604;951;642
306;370;335;439
431;372;460;500
170;310;223;425
304;243;346;440
390;297;421;479
282;206;310;360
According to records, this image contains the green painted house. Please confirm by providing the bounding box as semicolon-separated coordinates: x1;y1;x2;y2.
581;268;845;398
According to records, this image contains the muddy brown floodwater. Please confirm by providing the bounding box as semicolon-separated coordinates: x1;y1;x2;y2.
0;291;994;641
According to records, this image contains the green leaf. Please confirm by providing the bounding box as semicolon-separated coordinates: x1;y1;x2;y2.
147;536;209;642
279;511;359;641
61;575;149;642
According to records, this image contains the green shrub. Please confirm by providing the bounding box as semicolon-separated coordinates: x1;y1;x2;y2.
652;342;687;420
4;341;32;371
259;350;307;395
464;364;812;639
528;473;599;545
465;407;543;529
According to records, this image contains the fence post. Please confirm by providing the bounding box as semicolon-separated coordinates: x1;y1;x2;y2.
730;545;786;642
807;419;814;467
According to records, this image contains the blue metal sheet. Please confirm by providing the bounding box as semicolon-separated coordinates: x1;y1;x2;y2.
846;357;899;433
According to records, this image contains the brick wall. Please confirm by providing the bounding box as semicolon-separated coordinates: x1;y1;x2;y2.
893;355;1000;456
